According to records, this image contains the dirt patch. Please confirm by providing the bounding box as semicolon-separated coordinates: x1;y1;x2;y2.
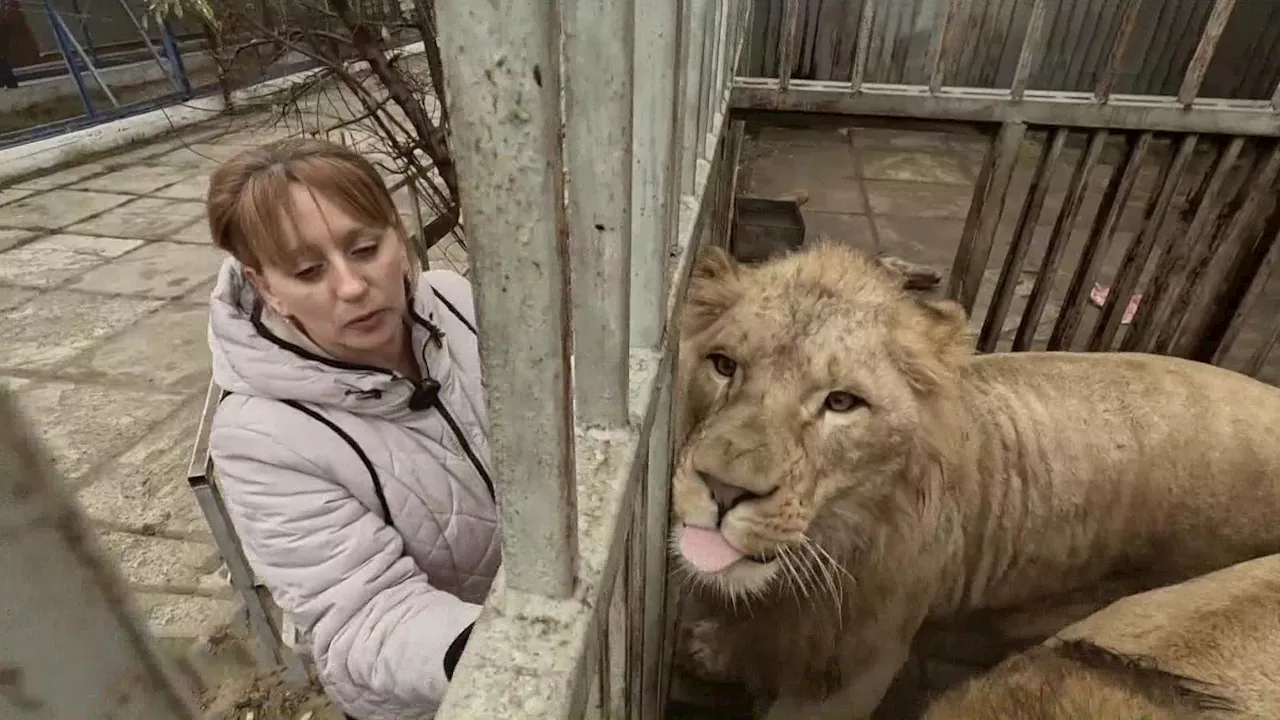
199;664;338;720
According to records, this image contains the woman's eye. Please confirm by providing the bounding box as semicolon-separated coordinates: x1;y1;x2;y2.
353;242;379;256
823;391;865;413
294;265;322;281
707;352;737;377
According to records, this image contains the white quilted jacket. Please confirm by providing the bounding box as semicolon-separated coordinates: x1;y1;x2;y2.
207;258;501;720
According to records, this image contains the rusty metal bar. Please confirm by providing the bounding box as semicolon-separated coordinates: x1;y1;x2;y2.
1010;0;1047;101
927;0;961;94
849;0;875;92
730;82;1280;137
1014;130;1109;352
1178;0;1238;106
979;129;1067;352
1138;137;1247;353
1213;220;1280;367
777;0;800;92
1049;132;1154;351
951;121;1027;314
1095;0;1142;102
1089;134;1198;351
1168;143;1280;357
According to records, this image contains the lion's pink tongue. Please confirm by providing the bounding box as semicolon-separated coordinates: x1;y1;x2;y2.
679;526;744;573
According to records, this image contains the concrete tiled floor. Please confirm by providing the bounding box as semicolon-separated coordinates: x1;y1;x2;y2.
735;123;1280;384
0;120;264;660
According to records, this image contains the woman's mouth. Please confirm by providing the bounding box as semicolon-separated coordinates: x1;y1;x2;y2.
347;309;385;329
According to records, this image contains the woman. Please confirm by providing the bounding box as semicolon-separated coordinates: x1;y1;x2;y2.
204;137;500;720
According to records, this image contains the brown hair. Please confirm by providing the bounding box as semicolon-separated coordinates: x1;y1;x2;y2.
205;137;413;272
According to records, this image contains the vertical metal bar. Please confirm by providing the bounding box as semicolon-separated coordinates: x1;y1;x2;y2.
1010;0;1047;100
625;493;646;720
951;121;1027;315
927;0;960;94
706;0;729;158
606;562;627;719
0;389;202;720
1212;221;1280;366
1140;137;1247;353
1094;0;1141;102
1015;130;1109;352
639;360;676;720
1089;134;1198;351
1049;132;1154;351
565;0;634;428
979;129;1066;352
43;0;95;119
777;0;800;92
1178;0;1237;106
434;0;578;598
710;0;727;110
631;0;682;351
849;0;876;91
948;132;999;302
696;0;716;163
679;0;702;196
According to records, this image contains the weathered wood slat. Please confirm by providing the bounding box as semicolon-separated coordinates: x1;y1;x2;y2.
1137;137;1247;353
1090;134;1198;351
1012;130;1108;352
979;128;1066;352
1049;131;1153;351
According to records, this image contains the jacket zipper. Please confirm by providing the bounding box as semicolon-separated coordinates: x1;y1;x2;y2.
432;398;496;501
408;308;495;503
250;299;497;506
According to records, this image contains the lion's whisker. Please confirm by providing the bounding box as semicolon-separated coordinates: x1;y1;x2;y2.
803;540;840;602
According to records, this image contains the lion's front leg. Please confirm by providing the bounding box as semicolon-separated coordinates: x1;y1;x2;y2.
760;592;929;720
760;643;909;720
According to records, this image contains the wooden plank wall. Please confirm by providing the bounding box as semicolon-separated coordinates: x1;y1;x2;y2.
745;0;1280;100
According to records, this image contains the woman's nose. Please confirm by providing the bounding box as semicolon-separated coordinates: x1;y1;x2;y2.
330;261;369;299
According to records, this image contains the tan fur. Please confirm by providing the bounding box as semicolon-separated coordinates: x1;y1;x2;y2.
670;241;1280;719
924;553;1280;720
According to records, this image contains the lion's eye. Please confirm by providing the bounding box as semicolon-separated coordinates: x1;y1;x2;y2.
823;391;865;413
707;352;738;378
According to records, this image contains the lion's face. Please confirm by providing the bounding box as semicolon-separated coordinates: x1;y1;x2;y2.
671;243;971;597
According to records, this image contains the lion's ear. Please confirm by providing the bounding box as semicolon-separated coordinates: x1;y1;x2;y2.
894;297;974;393
681;245;743;336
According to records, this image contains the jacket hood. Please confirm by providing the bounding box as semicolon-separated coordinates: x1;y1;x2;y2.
207;256;457;417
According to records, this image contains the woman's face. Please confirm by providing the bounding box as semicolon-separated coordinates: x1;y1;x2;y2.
249;183;411;366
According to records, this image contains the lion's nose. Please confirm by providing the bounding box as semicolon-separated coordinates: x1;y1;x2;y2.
697;470;774;522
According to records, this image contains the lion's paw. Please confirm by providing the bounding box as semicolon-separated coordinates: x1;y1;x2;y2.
680;618;736;681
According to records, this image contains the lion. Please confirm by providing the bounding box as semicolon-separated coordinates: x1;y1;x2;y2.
669;240;1280;720
922;552;1280;720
